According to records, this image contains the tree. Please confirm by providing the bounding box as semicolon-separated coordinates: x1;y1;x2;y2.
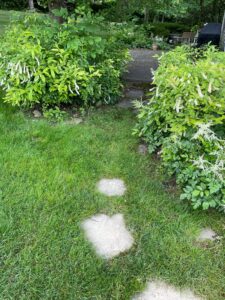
28;0;35;10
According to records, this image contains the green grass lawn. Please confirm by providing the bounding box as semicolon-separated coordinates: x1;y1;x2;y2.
0;10;11;34
0;102;225;299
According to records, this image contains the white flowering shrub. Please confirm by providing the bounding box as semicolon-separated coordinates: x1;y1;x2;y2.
0;13;129;108
134;46;225;210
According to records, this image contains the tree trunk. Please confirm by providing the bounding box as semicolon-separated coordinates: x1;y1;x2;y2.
28;0;35;10
199;0;204;22
48;0;66;24
144;7;150;23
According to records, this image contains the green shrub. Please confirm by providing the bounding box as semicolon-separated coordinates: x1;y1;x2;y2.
146;23;191;38
43;106;67;122
0;12;129;108
0;0;27;10
152;36;173;50
111;23;153;49
134;46;225;211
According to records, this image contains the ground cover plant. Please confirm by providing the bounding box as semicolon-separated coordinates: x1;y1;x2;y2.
135;46;225;211
0;101;225;299
110;22;173;50
0;11;129;109
111;22;153;49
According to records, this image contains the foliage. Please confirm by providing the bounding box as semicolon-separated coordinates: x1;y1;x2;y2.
110;22;172;50
103;0;225;24
43;106;67;121
152;36;172;50
146;23;191;38
134;46;225;211
111;22;153;49
0;11;129;108
0;0;27;10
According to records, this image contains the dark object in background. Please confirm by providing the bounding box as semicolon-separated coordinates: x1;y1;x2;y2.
197;23;222;47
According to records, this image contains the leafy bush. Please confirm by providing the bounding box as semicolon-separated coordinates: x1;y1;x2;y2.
134;46;225;211
146;23;191;38
111;22;173;50
0;0;27;10
0;12;129;108
111;22;153;49
152;36;173;50
43;106;67;122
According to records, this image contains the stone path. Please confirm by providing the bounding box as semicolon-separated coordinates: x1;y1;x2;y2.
80;50;218;299
122;49;161;83
132;281;202;300
80;175;218;299
118;50;161;109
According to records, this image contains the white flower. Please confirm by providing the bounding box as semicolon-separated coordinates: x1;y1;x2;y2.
74;80;80;95
174;97;183;113
197;84;204;98
35;56;40;66
208;79;213;93
192;123;217;141
68;84;73;94
193;155;210;170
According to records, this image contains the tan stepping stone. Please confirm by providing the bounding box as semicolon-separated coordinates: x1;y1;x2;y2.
197;228;217;242
97;178;126;197
132;281;202;300
138;144;148;155
65;117;83;125
33;109;42;118
82;214;134;259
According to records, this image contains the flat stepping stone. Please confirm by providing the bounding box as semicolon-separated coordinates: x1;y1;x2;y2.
138;144;148;155
117;99;134;109
65;117;83;125
125;89;144;99
197;228;218;242
133;281;202;300
82;214;134;259
117;89;144;109
123;50;161;83
97;178;126;197
33;110;42;118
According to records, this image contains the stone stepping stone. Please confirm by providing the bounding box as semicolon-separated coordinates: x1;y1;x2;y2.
117;89;144;109
138;144;148;155
65;117;83;125
125;89;144;99
97;178;126;197
33;109;42;118
122;49;161;83
197;228;218;242
82;214;134;259
117;99;134;109
132;281;202;300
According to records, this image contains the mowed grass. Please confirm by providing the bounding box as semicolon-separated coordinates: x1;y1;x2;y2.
0;102;225;300
0;10;11;34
